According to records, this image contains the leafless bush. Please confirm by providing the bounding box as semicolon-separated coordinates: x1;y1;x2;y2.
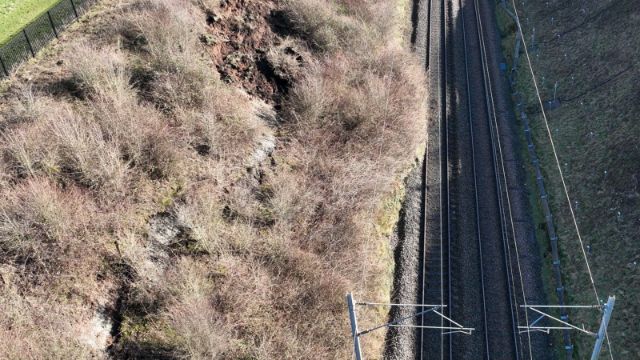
2;100;129;190
0;158;9;188
281;0;371;52
254;39;425;357
288;47;425;155
0;0;424;358
66;44;181;180
0;279;96;358
282;45;426;254
66;44;131;100
2;87;51;124
115;0;216;111
176;86;264;162
162;258;230;358
0;179;102;286
130;0;204;72
50;110;128;189
266;38;308;83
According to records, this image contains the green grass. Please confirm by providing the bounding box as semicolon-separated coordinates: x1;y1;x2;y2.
496;1;640;357
0;0;60;44
496;9;565;357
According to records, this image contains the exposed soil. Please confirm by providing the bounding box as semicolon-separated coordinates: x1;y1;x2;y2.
203;0;305;103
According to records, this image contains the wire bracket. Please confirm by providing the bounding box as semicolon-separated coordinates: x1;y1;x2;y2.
346;293;474;360
518;297;615;360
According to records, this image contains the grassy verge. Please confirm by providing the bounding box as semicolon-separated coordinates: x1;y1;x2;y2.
0;0;60;44
0;0;426;358
496;1;639;357
495;7;564;358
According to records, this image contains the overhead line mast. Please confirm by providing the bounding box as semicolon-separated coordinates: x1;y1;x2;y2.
346;293;474;360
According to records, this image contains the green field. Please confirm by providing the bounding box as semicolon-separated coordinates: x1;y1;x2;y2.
496;0;639;357
0;0;60;44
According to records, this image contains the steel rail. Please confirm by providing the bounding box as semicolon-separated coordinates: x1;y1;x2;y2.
420;0;526;358
441;0;452;357
469;0;525;357
457;0;491;357
419;0;451;358
471;8;522;360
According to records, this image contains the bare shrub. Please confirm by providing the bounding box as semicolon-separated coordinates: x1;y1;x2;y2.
0;158;9;188
287;47;425;156
281;0;371;52
0;0;425;358
174;184;226;254
66;44;181;179
1;93;60;178
2;126;52;178
265;38;308;84
260;41;425;357
337;0;402;42
94;97;179;179
0;179;102;286
177;87;264;162
66;44;131;101
162;258;230;358
128;0;205;73
115;0;216;111
0;276;96;359
174;181;267;255
2;87;51;125
3;100;128;190
45;106;127;190
165;254;277;358
282;45;426;252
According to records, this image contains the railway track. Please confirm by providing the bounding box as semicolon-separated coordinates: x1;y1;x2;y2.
419;0;450;357
418;0;527;358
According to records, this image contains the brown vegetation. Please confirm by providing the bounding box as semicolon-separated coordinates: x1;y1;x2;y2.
0;0;425;358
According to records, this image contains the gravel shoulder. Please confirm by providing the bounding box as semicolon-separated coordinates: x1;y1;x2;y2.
383;1;430;358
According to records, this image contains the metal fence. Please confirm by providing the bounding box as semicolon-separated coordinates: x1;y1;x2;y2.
0;0;97;77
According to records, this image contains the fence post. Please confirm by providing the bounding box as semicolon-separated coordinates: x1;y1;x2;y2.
23;29;35;57
47;11;59;38
0;54;8;77
70;0;78;18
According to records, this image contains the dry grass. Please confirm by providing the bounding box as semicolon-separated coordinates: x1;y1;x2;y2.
4;99;128;189
0;283;97;359
281;0;368;52
0;0;425;358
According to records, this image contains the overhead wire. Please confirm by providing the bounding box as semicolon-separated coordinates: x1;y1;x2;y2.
476;0;533;359
470;0;532;357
